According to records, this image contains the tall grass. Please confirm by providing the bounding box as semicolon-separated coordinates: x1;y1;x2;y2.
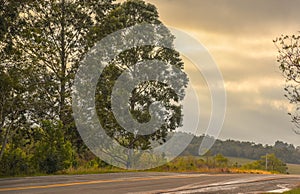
58;156;273;175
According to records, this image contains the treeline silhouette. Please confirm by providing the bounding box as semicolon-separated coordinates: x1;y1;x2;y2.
178;133;300;164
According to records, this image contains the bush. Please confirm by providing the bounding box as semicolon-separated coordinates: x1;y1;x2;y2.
0;146;34;176
32;121;76;174
242;153;287;174
214;154;229;167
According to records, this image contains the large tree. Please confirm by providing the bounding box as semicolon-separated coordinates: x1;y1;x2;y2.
1;0;188;170
93;0;188;168
0;0;32;160
1;0;116;160
16;0;115;126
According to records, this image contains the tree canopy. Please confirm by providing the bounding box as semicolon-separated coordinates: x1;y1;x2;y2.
0;0;188;174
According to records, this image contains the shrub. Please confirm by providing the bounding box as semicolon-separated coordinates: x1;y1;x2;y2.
0;146;34;176
32;121;76;174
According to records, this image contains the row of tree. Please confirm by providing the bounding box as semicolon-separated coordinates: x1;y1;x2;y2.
180;133;300;164
0;0;187;175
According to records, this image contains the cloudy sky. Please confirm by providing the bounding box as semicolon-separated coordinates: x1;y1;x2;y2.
138;0;300;146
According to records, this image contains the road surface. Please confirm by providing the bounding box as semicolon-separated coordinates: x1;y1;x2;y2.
0;172;300;193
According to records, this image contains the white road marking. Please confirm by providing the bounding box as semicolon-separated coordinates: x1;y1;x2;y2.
160;175;276;193
163;186;238;194
136;175;296;194
266;184;291;193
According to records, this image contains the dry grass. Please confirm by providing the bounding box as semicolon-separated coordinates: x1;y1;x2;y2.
60;156;278;175
229;168;273;174
60;166;273;175
59;166;136;175
287;163;300;174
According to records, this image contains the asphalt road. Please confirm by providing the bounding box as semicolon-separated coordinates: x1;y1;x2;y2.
0;172;300;194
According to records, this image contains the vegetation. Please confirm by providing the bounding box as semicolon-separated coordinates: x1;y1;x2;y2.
0;0;187;176
151;155;228;173
242;154;287;174
153;154;287;174
94;0;187;168
216;157;300;174
0;0;299;177
180;134;300;164
0;120;75;176
283;187;300;194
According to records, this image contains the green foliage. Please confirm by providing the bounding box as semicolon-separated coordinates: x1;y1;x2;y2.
0;146;34;176
0;0;24;40
152;155;231;172
95;0;187;168
84;157;111;169
242;153;287;174
283;187;300;194
0;57;31;161
16;0;115;126
157;156;206;172
0;0;27;57
0;0;117;175
181;134;300;164
0;120;76;176
32;121;75;174
214;154;228;167
1;0;187;175
262;154;288;173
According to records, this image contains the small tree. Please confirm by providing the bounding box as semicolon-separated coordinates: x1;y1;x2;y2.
32;121;75;174
262;153;287;173
274;34;300;133
243;153;287;173
214;154;228;167
0;147;33;176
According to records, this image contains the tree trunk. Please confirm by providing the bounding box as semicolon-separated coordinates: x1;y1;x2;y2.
0;127;10;160
126;149;133;169
0;111;17;160
59;0;66;125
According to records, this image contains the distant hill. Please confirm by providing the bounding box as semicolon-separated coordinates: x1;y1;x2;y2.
176;132;300;164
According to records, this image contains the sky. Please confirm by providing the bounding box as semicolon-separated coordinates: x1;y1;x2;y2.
117;0;300;146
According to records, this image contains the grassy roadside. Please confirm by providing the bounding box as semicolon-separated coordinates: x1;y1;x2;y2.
59;167;137;175
263;186;300;194
283;187;300;194
60;167;272;176
0;166;272;178
1;156;298;178
59;156;273;176
286;164;300;174
225;157;300;175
